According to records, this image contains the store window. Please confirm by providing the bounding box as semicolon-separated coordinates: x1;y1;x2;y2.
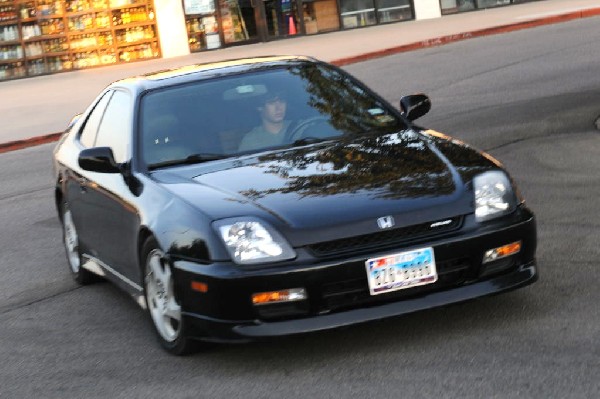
0;0;160;82
374;0;411;23
441;0;534;15
477;0;510;7
440;0;475;14
339;0;376;28
183;0;222;51
339;0;411;28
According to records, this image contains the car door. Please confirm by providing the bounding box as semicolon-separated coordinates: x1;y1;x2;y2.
77;89;143;288
66;90;113;257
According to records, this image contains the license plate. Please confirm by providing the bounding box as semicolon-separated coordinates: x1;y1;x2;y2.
365;247;437;295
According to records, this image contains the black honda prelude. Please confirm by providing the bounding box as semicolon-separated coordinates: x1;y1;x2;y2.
53;56;537;355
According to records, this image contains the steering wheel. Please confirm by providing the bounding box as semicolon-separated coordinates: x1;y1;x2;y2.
287;116;331;142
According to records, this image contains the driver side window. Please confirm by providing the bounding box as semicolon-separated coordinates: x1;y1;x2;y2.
94;90;132;164
79;91;113;148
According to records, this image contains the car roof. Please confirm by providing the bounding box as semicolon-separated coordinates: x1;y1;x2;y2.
109;55;318;95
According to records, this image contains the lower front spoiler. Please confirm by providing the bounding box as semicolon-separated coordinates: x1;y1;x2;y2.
184;261;537;343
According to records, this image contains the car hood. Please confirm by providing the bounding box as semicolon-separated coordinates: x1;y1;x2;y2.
151;130;500;245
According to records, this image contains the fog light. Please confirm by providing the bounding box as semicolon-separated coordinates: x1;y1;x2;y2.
483;241;521;264
252;288;307;305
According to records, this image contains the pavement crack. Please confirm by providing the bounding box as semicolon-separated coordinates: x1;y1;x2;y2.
0;286;83;317
484;137;531;152
483;129;600;152
0;186;51;202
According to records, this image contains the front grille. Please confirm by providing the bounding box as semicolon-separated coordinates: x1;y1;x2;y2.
320;257;471;312
308;217;462;258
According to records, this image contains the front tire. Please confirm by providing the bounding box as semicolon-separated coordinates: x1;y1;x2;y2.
142;237;198;355
61;202;97;285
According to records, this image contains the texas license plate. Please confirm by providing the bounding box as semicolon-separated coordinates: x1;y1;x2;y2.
365;247;437;295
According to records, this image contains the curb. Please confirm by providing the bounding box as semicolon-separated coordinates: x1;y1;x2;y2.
3;6;600;154
0;132;63;154
332;7;600;66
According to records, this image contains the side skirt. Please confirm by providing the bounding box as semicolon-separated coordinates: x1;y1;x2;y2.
81;254;147;309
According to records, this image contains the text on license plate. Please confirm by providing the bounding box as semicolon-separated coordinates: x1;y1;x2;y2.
365;247;437;295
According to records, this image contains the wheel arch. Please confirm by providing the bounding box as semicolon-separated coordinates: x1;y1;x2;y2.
55;183;64;221
137;227;155;272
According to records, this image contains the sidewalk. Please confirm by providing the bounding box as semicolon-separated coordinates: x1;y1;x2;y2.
1;0;599;152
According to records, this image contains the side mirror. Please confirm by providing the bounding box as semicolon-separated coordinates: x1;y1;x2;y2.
400;94;431;121
78;147;120;173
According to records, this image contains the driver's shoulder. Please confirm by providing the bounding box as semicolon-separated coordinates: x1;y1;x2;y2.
238;125;269;151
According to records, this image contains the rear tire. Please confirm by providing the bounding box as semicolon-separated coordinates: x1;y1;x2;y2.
142;237;198;355
61;202;98;285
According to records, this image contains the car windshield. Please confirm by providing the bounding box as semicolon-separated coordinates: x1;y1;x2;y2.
140;62;407;169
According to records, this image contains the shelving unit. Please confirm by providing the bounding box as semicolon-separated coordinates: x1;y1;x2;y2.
0;0;160;81
183;0;220;52
185;13;221;52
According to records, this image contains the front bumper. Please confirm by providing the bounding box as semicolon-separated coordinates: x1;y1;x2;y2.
173;207;537;342
184;261;536;342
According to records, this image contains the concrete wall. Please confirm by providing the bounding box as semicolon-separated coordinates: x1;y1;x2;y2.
154;0;191;57
414;0;443;20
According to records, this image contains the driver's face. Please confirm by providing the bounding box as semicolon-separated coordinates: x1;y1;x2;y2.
260;97;287;124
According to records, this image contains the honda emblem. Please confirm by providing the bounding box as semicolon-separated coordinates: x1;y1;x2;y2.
377;216;395;229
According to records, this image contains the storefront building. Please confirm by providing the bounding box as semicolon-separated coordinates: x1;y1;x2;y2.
180;0;414;50
0;0;543;81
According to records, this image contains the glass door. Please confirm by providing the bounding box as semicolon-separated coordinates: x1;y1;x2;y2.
262;0;300;38
219;0;259;44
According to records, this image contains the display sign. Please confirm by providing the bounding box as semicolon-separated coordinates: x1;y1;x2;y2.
184;0;215;15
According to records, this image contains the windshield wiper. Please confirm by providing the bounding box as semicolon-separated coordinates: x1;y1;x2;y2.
148;153;229;170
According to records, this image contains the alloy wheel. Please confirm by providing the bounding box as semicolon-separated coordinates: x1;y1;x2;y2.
145;249;182;343
63;208;81;274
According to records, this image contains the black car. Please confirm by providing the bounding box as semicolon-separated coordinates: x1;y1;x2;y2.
53;55;537;355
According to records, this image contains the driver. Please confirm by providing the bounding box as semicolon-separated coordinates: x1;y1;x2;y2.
238;90;291;151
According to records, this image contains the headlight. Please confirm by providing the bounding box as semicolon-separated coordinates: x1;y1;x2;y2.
474;171;517;222
214;218;296;265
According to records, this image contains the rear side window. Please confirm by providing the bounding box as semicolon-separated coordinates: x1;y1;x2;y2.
79;91;113;148
95;90;132;164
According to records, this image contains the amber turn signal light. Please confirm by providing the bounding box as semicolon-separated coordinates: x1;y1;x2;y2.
483;241;521;264
191;281;208;293
252;288;307;305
